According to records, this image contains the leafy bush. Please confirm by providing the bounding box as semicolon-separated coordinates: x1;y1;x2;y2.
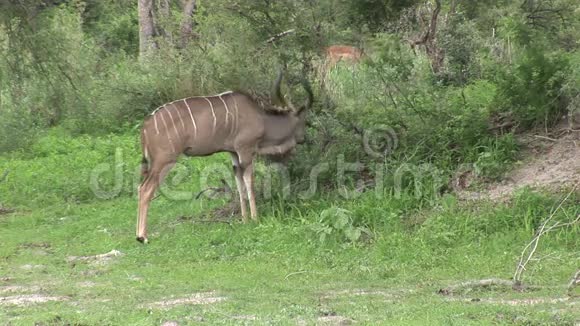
494;47;569;129
311;206;370;244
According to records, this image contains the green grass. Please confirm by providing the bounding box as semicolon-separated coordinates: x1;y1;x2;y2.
0;132;578;325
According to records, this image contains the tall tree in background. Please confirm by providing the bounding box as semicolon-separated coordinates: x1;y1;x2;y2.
138;0;198;56
408;0;443;73
180;0;198;47
138;0;158;57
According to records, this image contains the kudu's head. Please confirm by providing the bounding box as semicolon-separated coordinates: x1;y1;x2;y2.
271;70;313;144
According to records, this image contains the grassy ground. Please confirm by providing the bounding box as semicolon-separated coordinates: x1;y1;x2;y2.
0;132;578;325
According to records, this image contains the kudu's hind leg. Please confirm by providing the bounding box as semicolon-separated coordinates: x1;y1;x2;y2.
136;160;175;243
242;163;258;221
230;153;248;222
136;174;157;243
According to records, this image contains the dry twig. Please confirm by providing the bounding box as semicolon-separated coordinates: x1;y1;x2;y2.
284;270;308;280
513;184;579;287
568;269;580;297
195;179;231;200
533;134;558;142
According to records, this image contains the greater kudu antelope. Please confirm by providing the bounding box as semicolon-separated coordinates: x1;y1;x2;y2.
136;71;313;243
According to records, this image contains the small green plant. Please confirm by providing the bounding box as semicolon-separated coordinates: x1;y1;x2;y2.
311;206;370;244
472;134;518;180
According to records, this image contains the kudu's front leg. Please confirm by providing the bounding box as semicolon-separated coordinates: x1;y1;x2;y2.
235;150;258;221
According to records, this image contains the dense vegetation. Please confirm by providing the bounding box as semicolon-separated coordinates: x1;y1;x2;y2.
0;0;578;324
2;0;579;175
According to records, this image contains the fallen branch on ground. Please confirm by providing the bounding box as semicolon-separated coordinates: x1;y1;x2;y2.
439;184;579;297
568;269;580;297
533;134;558;142
195;179;231;199
284;270;308;280
67;249;123;263
513;184;579;287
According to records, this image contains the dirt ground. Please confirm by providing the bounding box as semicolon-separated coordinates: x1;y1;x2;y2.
458;119;580;200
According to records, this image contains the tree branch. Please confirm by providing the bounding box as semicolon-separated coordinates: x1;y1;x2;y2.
266;29;295;44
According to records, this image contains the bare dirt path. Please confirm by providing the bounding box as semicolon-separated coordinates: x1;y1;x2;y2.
459;124;579;200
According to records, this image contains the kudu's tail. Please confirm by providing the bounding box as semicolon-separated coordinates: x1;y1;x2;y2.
140;128;150;179
140;156;149;178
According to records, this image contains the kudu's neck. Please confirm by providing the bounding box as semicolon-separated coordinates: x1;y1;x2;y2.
262;112;299;142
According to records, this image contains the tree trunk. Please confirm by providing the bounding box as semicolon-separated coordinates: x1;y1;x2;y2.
155;0;172;43
180;0;198;47
138;0;158;58
408;0;443;74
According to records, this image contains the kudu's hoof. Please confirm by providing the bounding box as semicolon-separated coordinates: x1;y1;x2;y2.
136;237;149;244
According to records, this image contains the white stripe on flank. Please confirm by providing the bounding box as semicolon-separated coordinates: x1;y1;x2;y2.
232;96;239;137
151;106;165;134
217;91;233;96
153;114;160;135
159;111;176;153
165;105;180;137
203;97;217;136
218;95;231;126
150;92;234;137
183;99;198;138
173;103;186;130
164;91;233;107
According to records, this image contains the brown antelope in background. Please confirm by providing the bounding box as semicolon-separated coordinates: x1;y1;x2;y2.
325;45;363;68
136;71;313;243
320;45;364;87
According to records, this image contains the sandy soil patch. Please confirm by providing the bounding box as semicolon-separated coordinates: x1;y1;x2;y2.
77;281;97;288
316;315;354;325
457;127;579;200
147;291;226;309
67;249;123;265
447;296;577;306
0;294;69;306
0;285;41;294
20;264;45;270
321;288;413;300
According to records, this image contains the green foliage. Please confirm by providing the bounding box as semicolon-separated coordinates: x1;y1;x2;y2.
341;0;419;33
495;48;570;129
439;14;483;85
0;187;578;323
0;0;579;208
311;206;370;244
0;129;138;207
472;134;519;180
